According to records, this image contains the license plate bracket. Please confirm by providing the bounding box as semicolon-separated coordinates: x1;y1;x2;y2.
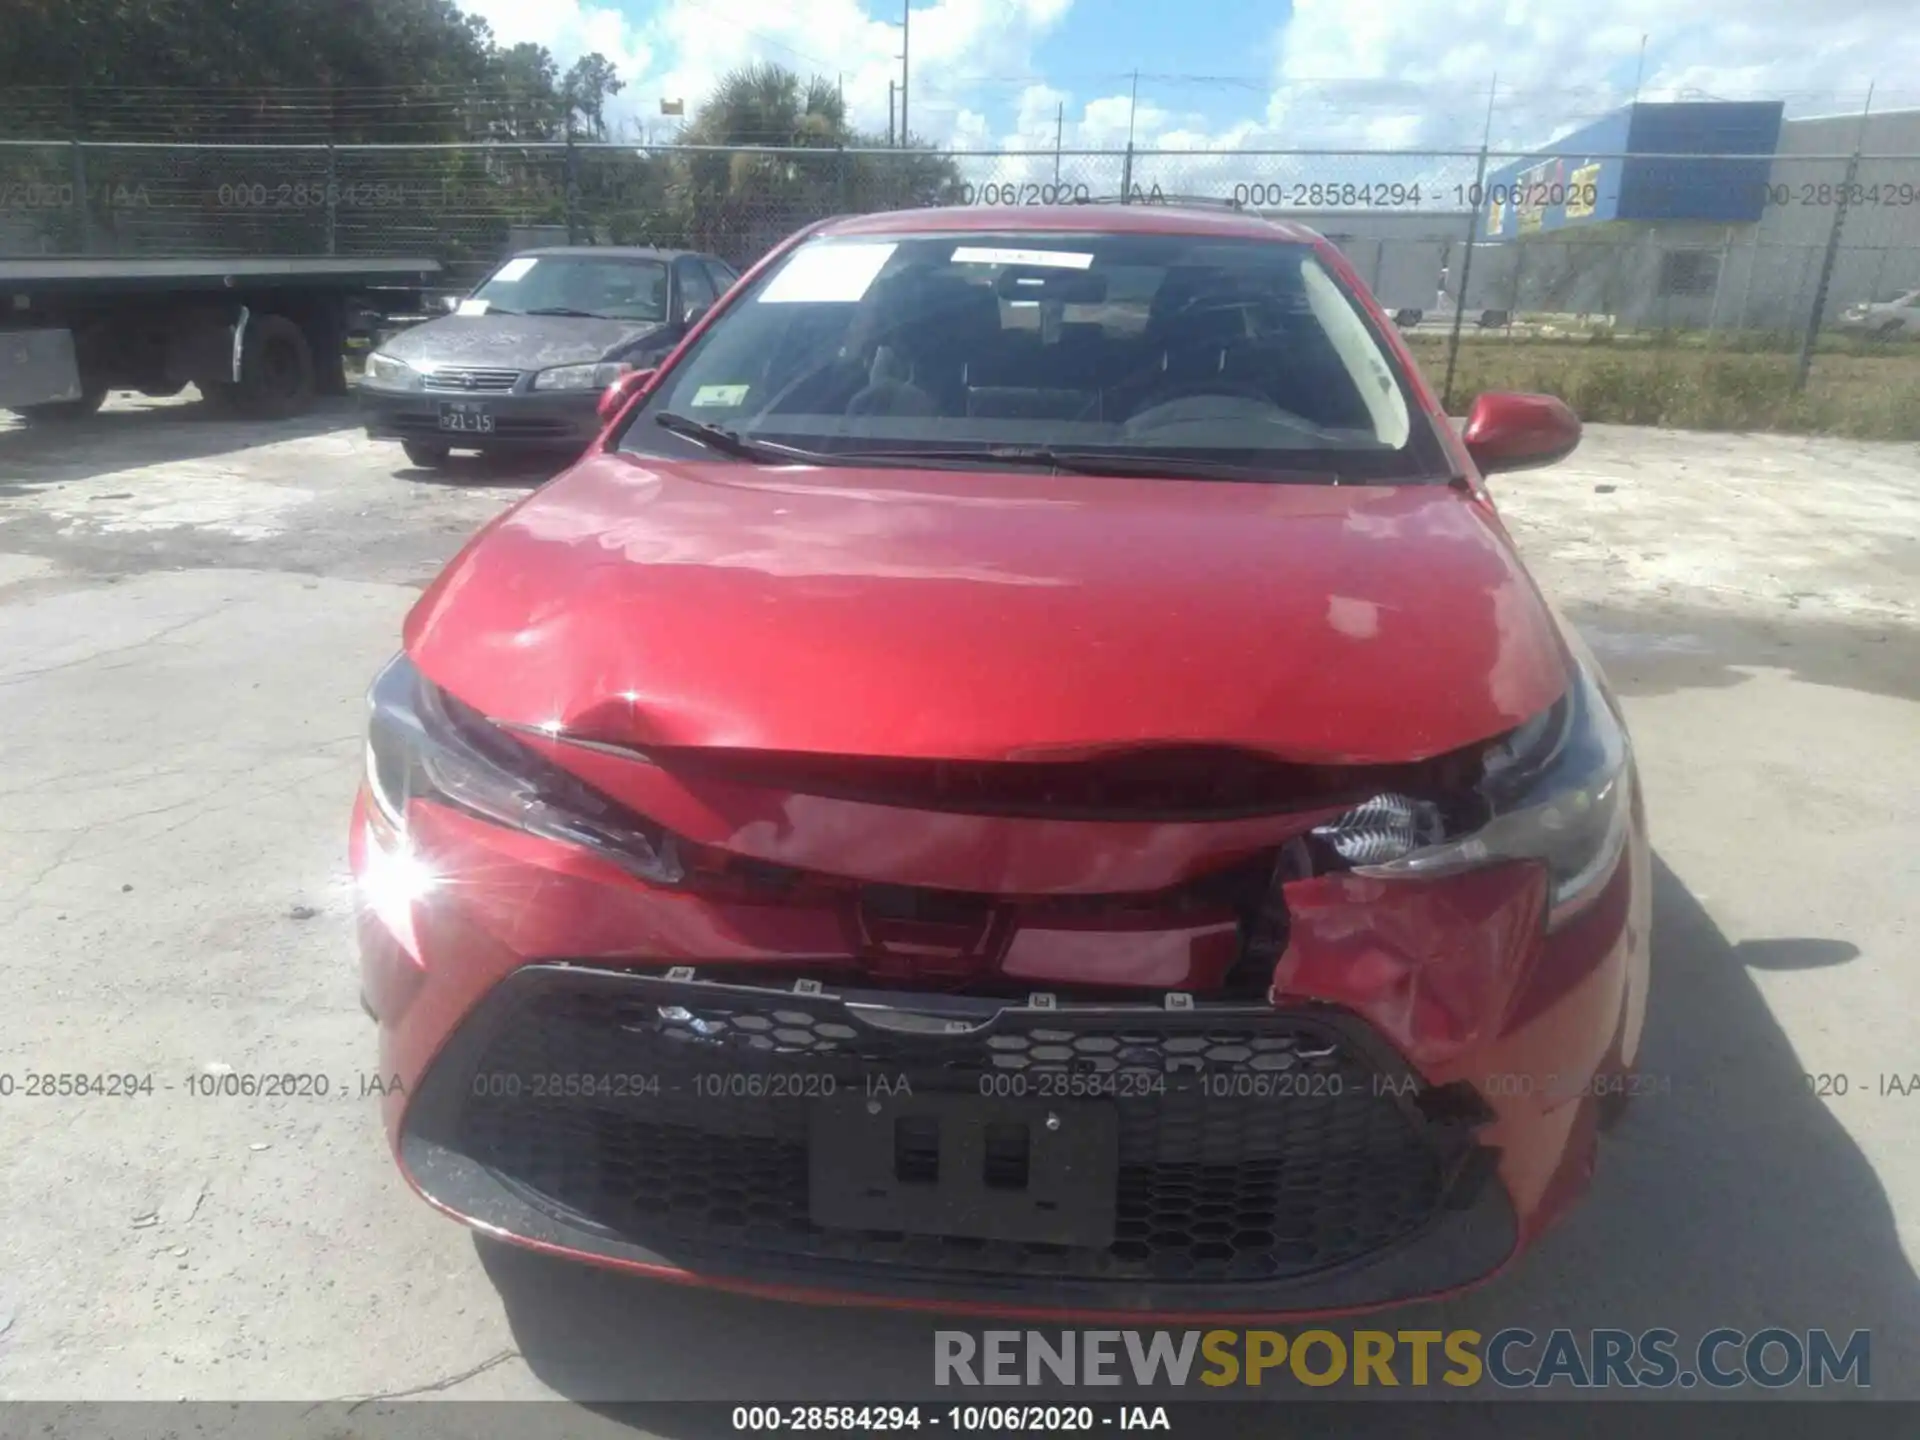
809;1092;1118;1247
437;400;494;433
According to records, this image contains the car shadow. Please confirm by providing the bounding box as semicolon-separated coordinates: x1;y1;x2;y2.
1566;599;1920;707
474;854;1917;1418
0;391;359;493
393;448;579;489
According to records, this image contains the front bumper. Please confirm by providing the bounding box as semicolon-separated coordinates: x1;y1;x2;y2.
353;773;1648;1320
359;384;602;448
399;964;1516;1314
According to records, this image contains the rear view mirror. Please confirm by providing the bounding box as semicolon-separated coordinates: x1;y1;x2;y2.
994;269;1107;304
598;368;656;423
1462;392;1581;475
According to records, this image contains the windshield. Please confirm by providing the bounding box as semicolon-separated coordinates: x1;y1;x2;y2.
470;254;669;322
622;230;1443;482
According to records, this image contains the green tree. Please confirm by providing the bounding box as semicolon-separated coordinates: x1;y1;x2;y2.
563;54;627;142
480;42;565;141
666;62;960;264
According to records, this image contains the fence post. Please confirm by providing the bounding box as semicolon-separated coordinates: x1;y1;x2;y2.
1793;149;1859;390
836;145;848;212
1735;225;1760;333
68;142;93;255
1508;236;1527;326
1704;225;1731;335
565;130;582;245
323;86;338;256
1120;144;1133;202
67;86;94;255
324;142;338;256
1442;143;1489;414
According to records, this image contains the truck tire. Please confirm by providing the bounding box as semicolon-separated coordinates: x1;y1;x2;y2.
234;313;316;419
17;387;107;423
402;439;452;468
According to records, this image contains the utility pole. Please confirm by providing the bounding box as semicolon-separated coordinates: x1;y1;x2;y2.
888;80;896;147
1120;70;1139;201
1054;101;1063;182
1631;35;1647;104
899;0;910;146
1126;69;1139;150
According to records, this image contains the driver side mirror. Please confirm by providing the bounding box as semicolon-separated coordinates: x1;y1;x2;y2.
598;368;656;423
1461;391;1581;475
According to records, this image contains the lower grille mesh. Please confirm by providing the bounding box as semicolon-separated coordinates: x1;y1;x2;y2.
434;973;1472;1285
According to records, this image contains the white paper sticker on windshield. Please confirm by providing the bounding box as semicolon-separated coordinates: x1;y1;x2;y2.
691;384;750;407
493;257;538;282
758;242;897;304
454;298;491;316
950;246;1094;270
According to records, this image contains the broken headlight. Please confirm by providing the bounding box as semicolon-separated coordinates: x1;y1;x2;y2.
1311;659;1631;928
362;652;685;884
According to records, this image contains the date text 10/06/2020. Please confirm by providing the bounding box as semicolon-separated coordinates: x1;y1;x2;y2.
951;182;1595;209
5;1070;1915;1102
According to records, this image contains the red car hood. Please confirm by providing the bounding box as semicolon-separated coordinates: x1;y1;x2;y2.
404;453;1569;767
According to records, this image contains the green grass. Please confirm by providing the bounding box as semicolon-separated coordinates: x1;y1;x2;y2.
1406;334;1920;441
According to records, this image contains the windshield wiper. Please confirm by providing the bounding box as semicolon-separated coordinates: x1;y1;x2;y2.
1044;449;1342;484
522;305;628;319
820;445;1343;484
654;412;844;464
650;422;1342;482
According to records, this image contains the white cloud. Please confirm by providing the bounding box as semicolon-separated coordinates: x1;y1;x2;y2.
456;0;1917;168
462;0;654;83
461;0;1076;141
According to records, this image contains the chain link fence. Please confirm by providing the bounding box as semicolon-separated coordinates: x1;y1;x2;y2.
5;138;1918;339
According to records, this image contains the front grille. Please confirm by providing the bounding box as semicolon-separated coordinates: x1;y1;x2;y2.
488;417;579;438
416;969;1493;1288
421;367;522;393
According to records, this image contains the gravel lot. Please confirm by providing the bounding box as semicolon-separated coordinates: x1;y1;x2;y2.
0;390;1916;1413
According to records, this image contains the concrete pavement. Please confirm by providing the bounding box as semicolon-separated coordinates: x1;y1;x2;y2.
0;394;1914;1407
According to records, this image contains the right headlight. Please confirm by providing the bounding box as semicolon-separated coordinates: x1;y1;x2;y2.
363;652;685;885
1311;660;1632;929
533;361;633;391
363;352;420;389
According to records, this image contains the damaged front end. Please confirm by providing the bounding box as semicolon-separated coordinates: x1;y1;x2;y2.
357;649;1643;1315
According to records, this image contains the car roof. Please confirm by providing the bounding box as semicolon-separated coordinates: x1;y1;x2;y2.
814;205;1325;246
512;246;706;262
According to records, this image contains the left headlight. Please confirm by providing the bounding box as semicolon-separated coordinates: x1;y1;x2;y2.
532;360;634;391
362;352;420;389
363;652;685;885
1310;659;1632;929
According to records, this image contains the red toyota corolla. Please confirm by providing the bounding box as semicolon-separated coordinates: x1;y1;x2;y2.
351;204;1650;1320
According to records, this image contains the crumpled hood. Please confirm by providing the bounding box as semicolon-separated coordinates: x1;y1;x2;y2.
378;312;668;369
403;452;1571;767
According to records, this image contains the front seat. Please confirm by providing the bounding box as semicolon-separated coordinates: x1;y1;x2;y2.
847;274;1003;417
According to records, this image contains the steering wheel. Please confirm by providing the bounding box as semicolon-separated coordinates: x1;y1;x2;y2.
1122;380;1279;429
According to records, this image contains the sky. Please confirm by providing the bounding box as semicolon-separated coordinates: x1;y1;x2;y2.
457;0;1920;194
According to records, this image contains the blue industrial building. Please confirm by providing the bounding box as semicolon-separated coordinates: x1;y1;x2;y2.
1480;101;1785;239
